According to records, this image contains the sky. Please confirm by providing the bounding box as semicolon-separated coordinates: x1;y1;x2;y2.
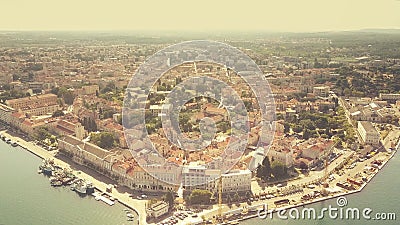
1;0;400;32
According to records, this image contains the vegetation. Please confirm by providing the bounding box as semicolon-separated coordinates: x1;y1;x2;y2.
90;132;116;149
52;110;65;117
80;117;97;132
51;87;75;105
256;157;288;181
163;191;174;208
187;189;212;205
32;127;51;141
0;89;30;102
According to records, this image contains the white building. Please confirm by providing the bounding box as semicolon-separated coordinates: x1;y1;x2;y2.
147;201;169;218
221;169;252;193
182;165;252;194
357;121;380;146
313;86;330;97
379;93;400;101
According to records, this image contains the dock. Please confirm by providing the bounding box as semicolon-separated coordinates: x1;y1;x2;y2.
1;130;146;225
93;192;115;206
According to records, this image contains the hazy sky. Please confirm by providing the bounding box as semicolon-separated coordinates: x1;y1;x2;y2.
1;0;400;32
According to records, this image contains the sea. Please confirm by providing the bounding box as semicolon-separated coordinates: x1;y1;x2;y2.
240;150;400;225
0;139;399;225
0;140;138;225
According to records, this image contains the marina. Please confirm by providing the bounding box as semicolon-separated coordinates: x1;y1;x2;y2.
1;128;398;225
0;138;138;225
0;130;142;225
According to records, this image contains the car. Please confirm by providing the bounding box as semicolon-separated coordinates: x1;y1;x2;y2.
277;183;283;188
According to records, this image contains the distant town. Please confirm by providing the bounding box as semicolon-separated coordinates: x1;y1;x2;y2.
0;31;400;225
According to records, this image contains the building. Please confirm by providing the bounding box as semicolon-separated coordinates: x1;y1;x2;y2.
0;103;15;124
313;86;330;97
5;93;59;116
58;135;114;171
268;149;294;168
182;165;252;195
146;201;169;219
149;104;172;116
221;169;252;194
5;93;57;109
379;93;400;101
52;119;86;140
357;121;380;146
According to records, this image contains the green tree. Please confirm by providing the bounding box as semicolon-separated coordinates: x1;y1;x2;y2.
188;189;212;205
283;122;290;133
52;110;65;117
271;161;287;179
33;127;51;141
91;132;115;149
164;191;174;208
256;157;271;180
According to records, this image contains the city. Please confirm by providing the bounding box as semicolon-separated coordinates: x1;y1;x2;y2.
1;1;400;225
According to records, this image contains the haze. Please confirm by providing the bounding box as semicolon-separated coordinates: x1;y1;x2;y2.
1;0;400;32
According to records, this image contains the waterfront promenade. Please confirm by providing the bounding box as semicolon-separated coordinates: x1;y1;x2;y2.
1;130;147;225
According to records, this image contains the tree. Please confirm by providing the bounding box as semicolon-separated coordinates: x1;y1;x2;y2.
164;191;174;208
91;132;115;149
271;161;287;179
188;189;212;205
256;156;271;180
283;122;290;133
303;129;311;140
33;127;51;141
52;110;65;117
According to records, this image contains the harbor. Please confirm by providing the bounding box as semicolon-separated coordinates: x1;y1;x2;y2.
1;128;399;225
0;130;143;225
0;137;139;225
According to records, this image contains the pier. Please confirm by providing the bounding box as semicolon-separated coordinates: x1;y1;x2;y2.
1;130;146;225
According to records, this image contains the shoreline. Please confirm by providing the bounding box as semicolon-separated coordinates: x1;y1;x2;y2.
226;147;398;224
0;130;145;225
2;128;398;225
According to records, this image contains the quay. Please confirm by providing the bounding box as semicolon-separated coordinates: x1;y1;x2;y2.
2;127;398;225
0;130;146;225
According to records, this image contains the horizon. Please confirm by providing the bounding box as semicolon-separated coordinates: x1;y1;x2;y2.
1;0;400;32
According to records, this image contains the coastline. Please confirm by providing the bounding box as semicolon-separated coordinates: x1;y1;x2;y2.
0;130;146;225
226;147;399;224
2;128;398;225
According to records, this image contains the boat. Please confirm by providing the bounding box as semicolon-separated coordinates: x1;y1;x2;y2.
72;181;88;195
42;165;54;176
51;180;63;187
86;182;95;194
5;138;11;143
11;141;18;147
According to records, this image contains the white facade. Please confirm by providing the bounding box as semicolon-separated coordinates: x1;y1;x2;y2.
379;93;400;101
357;121;380;146
221;169;252;193
182;165;252;194
147;201;169;218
